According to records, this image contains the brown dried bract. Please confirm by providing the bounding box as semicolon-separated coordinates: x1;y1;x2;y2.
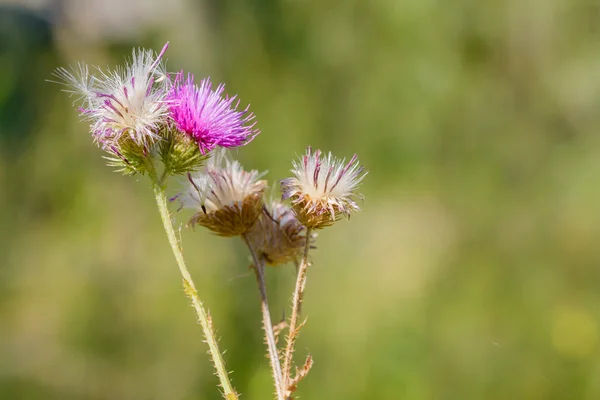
188;190;265;236
290;195;344;230
247;202;314;265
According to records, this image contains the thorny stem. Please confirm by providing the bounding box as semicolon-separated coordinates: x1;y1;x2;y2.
282;228;313;398
151;167;238;400
242;234;285;400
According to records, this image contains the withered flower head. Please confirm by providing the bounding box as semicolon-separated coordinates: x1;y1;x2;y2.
53;43;171;150
281;147;367;229
247;202;315;266
176;150;267;236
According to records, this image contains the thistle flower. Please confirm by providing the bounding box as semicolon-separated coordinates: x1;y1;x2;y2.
167;72;259;154
53;42;171;150
281;147;367;229
175;150;267;236
247;202;315;266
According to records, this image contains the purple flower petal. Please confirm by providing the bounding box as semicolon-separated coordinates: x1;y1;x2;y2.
167;72;259;154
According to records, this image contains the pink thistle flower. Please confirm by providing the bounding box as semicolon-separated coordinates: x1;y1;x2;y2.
53;42;171;149
167;72;259;154
281;147;367;229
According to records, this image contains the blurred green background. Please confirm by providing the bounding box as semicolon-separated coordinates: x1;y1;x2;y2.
2;0;600;399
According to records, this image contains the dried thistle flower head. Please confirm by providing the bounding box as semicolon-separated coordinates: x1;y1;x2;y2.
53;42;171;151
175;150;267;236
167;72;259;154
281;147;367;229
247;202;315;266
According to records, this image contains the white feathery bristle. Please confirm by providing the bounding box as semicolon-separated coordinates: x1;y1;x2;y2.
180;149;267;213
54;43;171;148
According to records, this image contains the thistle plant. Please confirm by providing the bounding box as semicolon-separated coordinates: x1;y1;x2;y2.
53;42;366;400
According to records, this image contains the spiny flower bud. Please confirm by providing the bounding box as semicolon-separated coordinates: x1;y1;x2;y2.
175;150;267;236
159;128;209;176
247;202;315;266
281;147;367;229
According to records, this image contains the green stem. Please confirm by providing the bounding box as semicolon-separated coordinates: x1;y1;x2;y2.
152;176;238;400
242;234;285;400
281;228;312;398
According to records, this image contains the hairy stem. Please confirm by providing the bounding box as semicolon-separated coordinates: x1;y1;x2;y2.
152;178;238;400
282;228;312;397
242;234;285;400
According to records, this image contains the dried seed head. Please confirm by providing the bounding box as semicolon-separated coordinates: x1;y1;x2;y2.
175;150;267;236
281;147;367;229
53;42;171;150
247;202;316;266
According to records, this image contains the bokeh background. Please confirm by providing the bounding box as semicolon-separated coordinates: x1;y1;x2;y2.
2;0;600;399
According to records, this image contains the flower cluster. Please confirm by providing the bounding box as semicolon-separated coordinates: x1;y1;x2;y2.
176;146;366;255
54;42;369;400
54;42;258;177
